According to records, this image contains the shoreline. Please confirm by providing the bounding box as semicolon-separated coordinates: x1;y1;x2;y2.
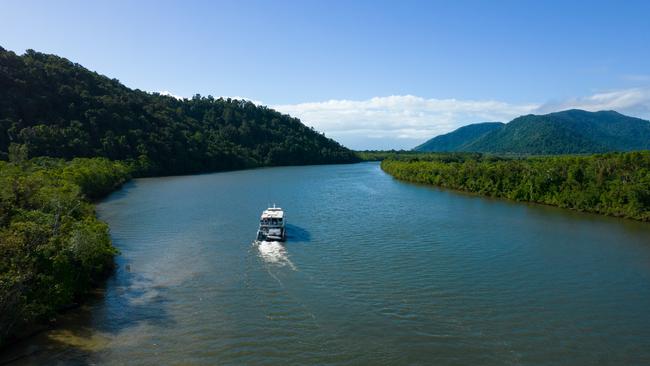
380;153;650;222
0;159;360;350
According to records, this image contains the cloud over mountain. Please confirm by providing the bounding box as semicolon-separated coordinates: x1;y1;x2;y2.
156;88;650;150
272;95;539;149
535;87;650;117
272;88;650;150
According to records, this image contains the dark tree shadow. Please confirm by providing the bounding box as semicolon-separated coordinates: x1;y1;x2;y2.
98;180;139;203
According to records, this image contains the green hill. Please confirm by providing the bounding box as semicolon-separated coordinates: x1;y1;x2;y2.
0;47;357;175
414;122;504;152
415;109;650;155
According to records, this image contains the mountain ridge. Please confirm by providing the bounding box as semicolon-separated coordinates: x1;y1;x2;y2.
414;122;504;152
415;109;650;154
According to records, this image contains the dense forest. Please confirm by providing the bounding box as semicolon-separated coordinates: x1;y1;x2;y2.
0;47;357;175
414;122;503;152
0;156;131;345
381;151;650;221
415;110;650;154
355;150;419;161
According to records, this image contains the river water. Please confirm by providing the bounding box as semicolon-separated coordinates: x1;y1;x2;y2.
4;162;650;365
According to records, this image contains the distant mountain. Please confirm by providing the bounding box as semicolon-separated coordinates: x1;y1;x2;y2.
415;110;650;155
414;122;504;152
0;47;358;175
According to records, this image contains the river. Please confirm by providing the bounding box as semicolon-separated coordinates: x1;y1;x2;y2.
4;162;650;365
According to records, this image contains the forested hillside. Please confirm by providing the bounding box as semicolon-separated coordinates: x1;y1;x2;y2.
414;122;503;152
0;47;359;346
0;47;357;175
381;151;650;221
414;110;650;155
465;110;650;154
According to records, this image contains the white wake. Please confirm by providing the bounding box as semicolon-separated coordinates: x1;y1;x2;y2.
256;240;296;270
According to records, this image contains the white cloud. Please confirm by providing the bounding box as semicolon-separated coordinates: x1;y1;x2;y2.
152;87;650;150
227;96;264;106
271;95;539;149
158;90;186;99
535;87;650;117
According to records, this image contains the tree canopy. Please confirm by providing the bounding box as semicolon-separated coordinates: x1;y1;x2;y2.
0;47;357;175
0;158;131;344
382;151;650;221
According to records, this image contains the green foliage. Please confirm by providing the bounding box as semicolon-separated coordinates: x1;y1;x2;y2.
355;150;418;161
414;122;504;152
381;151;650;221
0;47;358;175
358;150;487;163
7;143;28;163
0;158;131;345
414;110;650;155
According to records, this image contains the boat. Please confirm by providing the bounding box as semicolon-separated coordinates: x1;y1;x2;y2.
256;205;286;241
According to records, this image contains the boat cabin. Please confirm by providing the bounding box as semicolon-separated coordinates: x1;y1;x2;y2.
257;205;286;241
260;207;284;227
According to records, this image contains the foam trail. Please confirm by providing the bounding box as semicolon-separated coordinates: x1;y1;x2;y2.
256;240;296;271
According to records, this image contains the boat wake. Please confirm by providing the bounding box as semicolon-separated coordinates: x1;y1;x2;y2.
255;240;296;270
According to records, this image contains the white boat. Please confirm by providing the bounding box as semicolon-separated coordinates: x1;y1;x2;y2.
256;205;286;241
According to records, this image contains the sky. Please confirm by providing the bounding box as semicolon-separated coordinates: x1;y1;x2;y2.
2;0;650;149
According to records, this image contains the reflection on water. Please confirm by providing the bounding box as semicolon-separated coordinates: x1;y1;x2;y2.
3;162;650;366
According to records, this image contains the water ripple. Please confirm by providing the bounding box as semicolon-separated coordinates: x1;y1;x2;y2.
6;162;650;366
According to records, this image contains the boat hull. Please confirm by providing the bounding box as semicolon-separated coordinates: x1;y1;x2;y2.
256;229;286;242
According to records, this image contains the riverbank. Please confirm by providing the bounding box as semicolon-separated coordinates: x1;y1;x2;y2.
7;162;650;365
3;152;648;352
0;157;363;348
0;157;131;347
380;151;650;221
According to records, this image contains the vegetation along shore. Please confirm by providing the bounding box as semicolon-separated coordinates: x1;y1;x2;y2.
380;152;650;222
0;157;131;345
0;47;357;347
2;45;650;349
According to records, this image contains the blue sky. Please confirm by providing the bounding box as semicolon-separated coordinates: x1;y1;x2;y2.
3;0;650;149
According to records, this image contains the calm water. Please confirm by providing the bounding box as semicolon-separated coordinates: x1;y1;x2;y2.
4;162;650;365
